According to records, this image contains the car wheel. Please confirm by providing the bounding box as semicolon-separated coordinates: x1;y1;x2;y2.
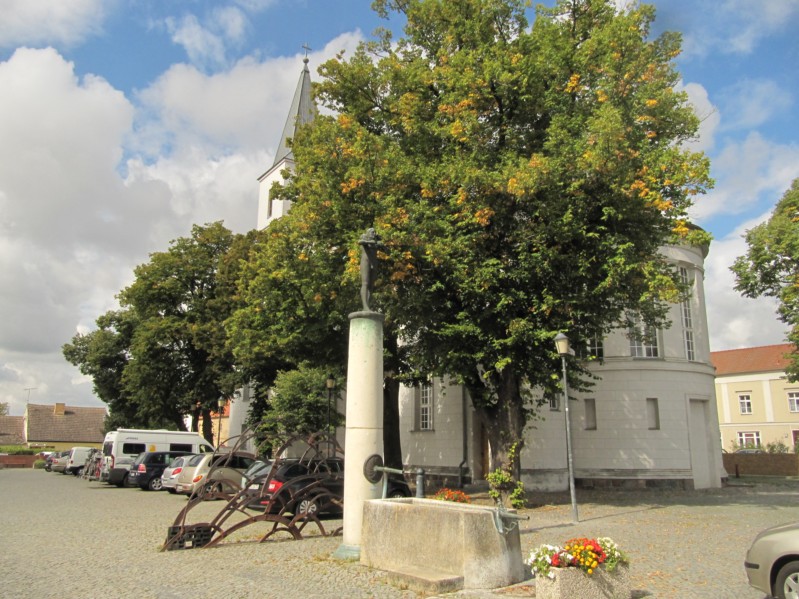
388;490;408;499
75;467;84;477
297;497;318;516
775;560;799;599
148;477;163;491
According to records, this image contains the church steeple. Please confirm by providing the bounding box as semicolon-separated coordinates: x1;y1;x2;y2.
257;54;316;230
272;55;316;168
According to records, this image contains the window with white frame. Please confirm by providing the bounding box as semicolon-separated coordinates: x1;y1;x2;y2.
629;315;660;358
579;335;604;360
417;382;433;431
737;431;761;448
679;267;696;361
738;393;752;415
789;392;799;413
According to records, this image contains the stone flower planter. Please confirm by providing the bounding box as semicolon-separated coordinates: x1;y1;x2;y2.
535;565;631;599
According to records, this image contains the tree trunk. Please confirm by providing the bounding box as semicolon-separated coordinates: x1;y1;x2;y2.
470;367;526;507
201;408;214;447
383;377;403;469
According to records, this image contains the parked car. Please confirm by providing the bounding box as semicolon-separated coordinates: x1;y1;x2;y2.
65;446;94;476
128;451;193;491
160;455;194;494
736;448;765;454
174;451;256;496
247;457;411;515
106;455;136;487
745;521;799;599
50;450;71;474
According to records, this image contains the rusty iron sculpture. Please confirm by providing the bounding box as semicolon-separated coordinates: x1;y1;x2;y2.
162;428;344;551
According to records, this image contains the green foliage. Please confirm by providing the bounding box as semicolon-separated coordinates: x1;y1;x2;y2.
256;365;344;452
0;446;35;455
305;0;710;485
0;402;8;416
732;178;799;380
487;442;526;508
64;223;250;438
765;440;791;454
33;460;46;469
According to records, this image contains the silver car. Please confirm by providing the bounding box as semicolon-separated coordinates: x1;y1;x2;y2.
745;521;799;599
160;455;193;494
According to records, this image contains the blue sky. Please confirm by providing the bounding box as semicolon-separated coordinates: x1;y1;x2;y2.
1;0;798;415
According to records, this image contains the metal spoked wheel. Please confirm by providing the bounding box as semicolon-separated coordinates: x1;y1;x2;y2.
776;561;799;599
148;477;163;491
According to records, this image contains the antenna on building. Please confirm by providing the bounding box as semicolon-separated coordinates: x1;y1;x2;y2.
24;387;37;405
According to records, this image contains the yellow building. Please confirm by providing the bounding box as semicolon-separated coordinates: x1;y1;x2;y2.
712;344;799;451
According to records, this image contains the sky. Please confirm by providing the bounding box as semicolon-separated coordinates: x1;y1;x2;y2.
1;0;798;416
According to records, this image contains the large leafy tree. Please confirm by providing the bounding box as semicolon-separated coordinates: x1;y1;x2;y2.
732;178;799;378
63;309;139;432
64;222;249;442
265;0;710;481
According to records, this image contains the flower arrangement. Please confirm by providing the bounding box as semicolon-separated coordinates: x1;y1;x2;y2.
432;487;471;503
527;537;628;579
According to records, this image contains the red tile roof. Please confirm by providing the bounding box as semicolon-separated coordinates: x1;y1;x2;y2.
711;344;795;376
0;415;25;445
25;403;107;444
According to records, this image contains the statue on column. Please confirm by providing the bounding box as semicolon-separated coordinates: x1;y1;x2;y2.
359;228;384;312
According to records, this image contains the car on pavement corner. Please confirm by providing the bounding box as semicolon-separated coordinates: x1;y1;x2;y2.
128;451;193;491
745;520;799;599
160;455;193;494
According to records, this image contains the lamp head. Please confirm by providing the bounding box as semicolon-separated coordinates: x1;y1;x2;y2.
554;333;570;357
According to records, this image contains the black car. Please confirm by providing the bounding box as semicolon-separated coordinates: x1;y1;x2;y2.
247;457;411;515
127;451;192;491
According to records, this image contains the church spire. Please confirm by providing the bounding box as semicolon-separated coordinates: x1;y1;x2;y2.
272;52;316;167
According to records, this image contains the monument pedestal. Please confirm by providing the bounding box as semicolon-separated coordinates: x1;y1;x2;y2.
334;310;384;560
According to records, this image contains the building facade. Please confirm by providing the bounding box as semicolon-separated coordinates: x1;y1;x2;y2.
712;344;799;452
399;243;724;491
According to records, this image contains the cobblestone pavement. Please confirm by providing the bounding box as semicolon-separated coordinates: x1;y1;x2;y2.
1;469;795;598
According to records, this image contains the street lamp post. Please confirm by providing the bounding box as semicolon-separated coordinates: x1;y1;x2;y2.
554;332;579;523
326;376;336;456
217;397;226;448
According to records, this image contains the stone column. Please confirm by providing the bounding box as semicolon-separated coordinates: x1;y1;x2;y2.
334;310;384;560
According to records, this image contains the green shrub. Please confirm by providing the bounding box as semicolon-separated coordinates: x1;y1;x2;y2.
33;460;46;469
0;446;35;455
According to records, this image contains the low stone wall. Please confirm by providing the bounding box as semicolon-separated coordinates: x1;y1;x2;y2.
0;455;38;469
360;498;526;592
723;453;799;477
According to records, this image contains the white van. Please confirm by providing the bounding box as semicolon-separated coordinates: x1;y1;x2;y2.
66;446;94;476
101;429;213;483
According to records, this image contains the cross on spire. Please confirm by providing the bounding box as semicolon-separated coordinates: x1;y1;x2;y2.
302;43;312;58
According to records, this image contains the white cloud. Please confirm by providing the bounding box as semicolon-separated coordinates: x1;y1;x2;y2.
0;0;107;48
233;0;278;12
717;79;793;131
214;6;249;43
136;34;363;154
721;0;799;54
680;81;720;153
690;133;799;222
680;0;799;57
704;216;788;351
165;14;228;71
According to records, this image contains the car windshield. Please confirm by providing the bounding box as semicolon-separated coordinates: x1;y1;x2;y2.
244;460;272;479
